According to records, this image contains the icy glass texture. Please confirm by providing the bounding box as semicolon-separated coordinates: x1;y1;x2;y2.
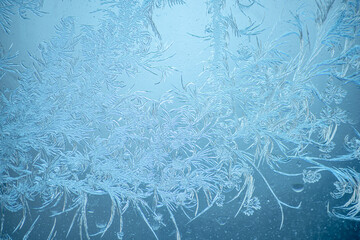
0;0;360;239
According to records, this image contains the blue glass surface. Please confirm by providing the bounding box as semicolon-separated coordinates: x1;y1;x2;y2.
0;1;360;239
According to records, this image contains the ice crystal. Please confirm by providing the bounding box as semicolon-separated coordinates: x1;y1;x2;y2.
243;197;261;216
302;170;322;184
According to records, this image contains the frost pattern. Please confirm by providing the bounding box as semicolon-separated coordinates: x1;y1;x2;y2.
243;197;261;216
302;170;321;184
331;180;353;199
0;0;45;33
0;43;18;80
0;0;360;239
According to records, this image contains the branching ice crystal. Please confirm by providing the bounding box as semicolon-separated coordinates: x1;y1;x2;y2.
0;0;45;33
243;197;261;216
331;180;353;199
302;170;322;184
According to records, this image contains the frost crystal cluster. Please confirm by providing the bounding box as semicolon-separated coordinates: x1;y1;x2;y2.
0;0;360;239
